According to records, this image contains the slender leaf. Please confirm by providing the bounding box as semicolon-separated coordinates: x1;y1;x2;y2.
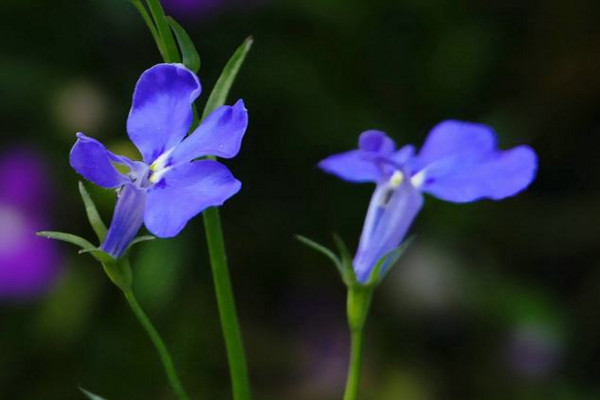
167;16;200;72
78;182;107;242
202;36;253;119
36;231;96;251
79;387;107;400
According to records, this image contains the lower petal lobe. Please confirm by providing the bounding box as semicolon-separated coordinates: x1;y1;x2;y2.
101;184;147;258
144;160;241;237
422;145;538;202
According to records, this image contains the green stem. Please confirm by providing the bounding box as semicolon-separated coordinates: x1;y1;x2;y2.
344;328;365;400
144;0;179;62
123;288;190;400
203;206;252;400
343;287;373;400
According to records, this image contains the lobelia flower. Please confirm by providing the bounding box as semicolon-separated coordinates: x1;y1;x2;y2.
319;121;537;283
70;63;248;259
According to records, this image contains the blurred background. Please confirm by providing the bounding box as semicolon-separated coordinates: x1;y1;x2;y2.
0;0;599;399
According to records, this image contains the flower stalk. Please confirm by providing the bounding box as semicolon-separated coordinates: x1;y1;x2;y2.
344;286;373;400
122;283;190;400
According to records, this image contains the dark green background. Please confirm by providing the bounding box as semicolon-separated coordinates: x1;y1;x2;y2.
1;0;599;398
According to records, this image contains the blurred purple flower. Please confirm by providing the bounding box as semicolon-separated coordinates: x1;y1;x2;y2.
320;121;537;283
0;150;61;299
70;64;247;258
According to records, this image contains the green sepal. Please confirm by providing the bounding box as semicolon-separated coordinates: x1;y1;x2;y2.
78;182;107;242
36;231;96;252
127;235;156;249
79;387;108;400
365;236;415;287
202;36;253;120
166;16;201;73
332;233;357;284
296;234;343;275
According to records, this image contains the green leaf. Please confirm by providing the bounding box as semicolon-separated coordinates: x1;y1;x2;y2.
202;36;253;120
79;387;108;400
166;16;201;72
78;182;107;242
36;231;96;252
296;235;344;277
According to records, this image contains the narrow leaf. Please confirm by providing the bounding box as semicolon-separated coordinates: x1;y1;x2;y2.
37;231;96;251
296;235;344;276
78;182;107;242
79;387;108;400
166;16;201;72
202;36;253;119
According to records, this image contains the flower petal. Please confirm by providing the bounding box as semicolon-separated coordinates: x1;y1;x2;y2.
169;99;248;164
69;133;130;188
353;181;423;283
144;160;241;237
416;120;496;169
101;184;147;258
127;64;201;164
421;145;538;202
358;130;395;156
318;150;382;183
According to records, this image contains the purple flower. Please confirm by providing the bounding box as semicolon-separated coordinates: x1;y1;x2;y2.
319;121;537;283
0;150;61;299
70;64;248;259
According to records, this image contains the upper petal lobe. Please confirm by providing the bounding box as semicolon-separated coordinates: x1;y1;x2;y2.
144;160;241;237
69;133;130;188
318;150;383;183
127;64;202;164
169;99;248;164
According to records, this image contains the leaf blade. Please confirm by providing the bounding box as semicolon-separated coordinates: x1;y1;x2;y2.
202;36;253;119
166;16;201;72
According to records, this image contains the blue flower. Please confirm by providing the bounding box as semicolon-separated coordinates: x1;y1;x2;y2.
319;121;537;283
70;64;248;258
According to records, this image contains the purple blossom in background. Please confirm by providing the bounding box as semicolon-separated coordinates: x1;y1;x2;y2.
70;63;248;258
320;121;537;283
0;150;61;299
